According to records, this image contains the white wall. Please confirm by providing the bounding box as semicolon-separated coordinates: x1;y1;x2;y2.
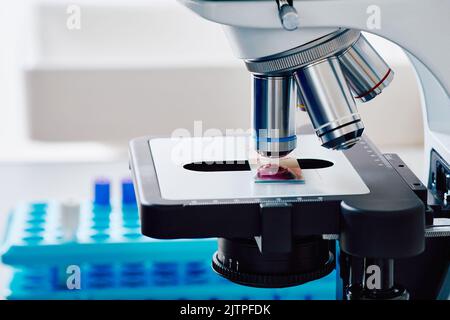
0;0;424;162
0;1;29;143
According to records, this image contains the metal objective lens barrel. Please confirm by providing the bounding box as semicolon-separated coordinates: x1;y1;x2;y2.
294;57;364;150
339;34;394;102
253;75;297;158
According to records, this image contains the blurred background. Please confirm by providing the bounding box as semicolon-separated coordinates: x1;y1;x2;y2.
0;0;425;299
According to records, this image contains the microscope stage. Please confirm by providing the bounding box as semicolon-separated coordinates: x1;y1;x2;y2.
149;135;369;201
130;133;426;248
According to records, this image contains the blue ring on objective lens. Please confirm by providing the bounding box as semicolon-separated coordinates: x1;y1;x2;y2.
254;135;297;143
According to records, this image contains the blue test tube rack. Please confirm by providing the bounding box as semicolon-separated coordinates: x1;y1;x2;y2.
0;178;336;300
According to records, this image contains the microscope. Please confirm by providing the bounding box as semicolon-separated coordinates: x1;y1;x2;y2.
129;0;450;300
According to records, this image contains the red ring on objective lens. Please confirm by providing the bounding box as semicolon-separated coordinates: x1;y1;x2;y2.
355;69;392;99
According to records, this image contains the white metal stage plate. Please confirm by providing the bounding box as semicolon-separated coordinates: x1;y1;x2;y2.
149;135;370;200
